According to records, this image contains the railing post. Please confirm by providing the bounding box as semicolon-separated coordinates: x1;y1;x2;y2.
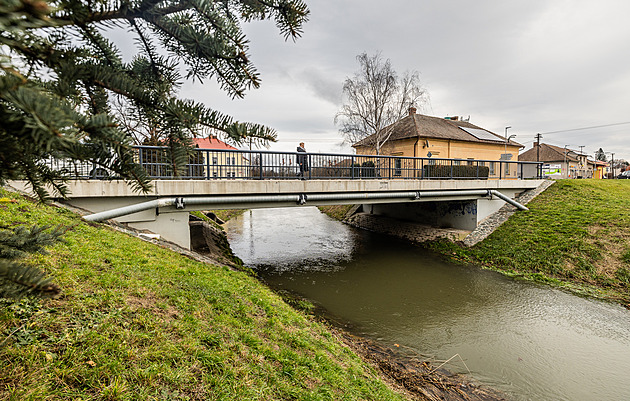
259;152;263;180
351;156;355;179
499;162;503;180
308;154;312;180
421;158;424;179
138;147;144;175
205;149;210;180
450;159;454;179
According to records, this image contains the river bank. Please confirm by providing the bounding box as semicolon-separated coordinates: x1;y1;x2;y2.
0;188;406;400
320;180;630;307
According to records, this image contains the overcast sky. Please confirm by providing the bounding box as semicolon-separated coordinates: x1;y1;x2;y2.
179;0;630;160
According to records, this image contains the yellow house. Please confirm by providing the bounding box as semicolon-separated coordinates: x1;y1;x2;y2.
352;108;522;178
192;136;248;179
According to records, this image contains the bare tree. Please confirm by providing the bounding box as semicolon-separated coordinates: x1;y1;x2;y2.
335;52;429;154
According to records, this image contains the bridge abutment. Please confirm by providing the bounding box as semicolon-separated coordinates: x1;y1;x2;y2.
59;196;192;249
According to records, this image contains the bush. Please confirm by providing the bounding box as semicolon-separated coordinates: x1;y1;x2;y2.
361;161;376;178
423;164;489;179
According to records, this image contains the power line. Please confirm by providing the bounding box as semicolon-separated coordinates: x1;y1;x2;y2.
540;121;630;135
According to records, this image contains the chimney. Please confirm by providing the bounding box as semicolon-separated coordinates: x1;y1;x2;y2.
408;106;417;115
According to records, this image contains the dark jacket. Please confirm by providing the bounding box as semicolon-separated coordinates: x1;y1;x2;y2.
296;146;309;171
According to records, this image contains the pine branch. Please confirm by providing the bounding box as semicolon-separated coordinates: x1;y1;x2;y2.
0;260;61;298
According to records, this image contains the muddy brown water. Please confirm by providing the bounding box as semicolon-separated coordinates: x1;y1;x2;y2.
224;207;630;401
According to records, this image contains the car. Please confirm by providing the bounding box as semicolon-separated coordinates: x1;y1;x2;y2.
617;170;630;179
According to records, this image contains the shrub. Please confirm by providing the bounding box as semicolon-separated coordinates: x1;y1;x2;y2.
423;164;489;179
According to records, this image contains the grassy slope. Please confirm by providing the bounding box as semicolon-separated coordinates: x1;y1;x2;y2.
0;189;406;401
427;180;630;304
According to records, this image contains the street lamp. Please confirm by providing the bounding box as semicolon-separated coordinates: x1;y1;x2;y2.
504;126;513;158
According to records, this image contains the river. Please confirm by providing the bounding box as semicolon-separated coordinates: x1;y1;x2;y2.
224;207;630;401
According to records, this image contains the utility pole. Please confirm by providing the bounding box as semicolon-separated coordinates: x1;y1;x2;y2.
564;145;569;178
535;133;542;162
612;152;615;178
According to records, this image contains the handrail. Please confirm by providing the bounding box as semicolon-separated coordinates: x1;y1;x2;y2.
45;145;544;181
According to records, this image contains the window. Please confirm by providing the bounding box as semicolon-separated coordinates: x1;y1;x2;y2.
226;157;231;165
504;162;510;176
394;158;402;176
212;157;218;165
232;157;236;165
454;160;461;166
212;172;217;178
467;158;474;166
489;162;495;175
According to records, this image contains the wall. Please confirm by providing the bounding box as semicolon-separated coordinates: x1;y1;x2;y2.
64;196;191;249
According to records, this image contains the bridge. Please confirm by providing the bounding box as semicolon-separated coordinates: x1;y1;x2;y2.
10;146;544;249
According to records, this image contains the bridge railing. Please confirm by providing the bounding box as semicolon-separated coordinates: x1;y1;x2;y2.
46;146;543;180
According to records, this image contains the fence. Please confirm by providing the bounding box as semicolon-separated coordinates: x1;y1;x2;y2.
48;146;543;180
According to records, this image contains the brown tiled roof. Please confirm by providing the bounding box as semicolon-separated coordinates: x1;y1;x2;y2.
352;112;522;147
518;143;580;162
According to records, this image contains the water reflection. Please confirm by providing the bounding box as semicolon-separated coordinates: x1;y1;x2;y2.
225;207;630;401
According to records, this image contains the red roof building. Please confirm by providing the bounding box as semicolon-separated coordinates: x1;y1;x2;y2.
192;136;237;150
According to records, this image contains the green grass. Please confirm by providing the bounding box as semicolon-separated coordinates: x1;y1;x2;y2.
317;205;354;221
426;180;630;304
0;189;406;400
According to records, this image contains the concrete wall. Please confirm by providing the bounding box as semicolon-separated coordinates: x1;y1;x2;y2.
67;196;191;249
367;201;479;231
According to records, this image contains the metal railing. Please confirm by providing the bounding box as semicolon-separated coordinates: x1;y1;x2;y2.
48;146;544;181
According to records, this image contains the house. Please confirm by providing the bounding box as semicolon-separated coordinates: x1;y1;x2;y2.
192;136;248;179
518;143;594;179
352;107;523;178
592;160;608;179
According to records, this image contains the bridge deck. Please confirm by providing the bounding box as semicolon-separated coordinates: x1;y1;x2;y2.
43;178;545;198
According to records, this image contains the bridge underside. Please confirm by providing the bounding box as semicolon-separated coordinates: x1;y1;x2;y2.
9;179;544;249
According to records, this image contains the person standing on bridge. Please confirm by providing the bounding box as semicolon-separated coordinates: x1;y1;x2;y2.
297;142;309;180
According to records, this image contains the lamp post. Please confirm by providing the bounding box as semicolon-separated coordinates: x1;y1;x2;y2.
604;151;615;178
503;126;516;160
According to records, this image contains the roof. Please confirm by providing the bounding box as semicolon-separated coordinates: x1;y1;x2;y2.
192;137;237;151
352;110;522;148
518;143;582;163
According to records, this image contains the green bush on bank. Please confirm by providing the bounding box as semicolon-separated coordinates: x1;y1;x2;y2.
427;180;630;304
423;164;489;179
0;188;405;400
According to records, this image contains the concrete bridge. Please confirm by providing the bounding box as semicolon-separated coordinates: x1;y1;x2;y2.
10;147;544;249
10;177;544;249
